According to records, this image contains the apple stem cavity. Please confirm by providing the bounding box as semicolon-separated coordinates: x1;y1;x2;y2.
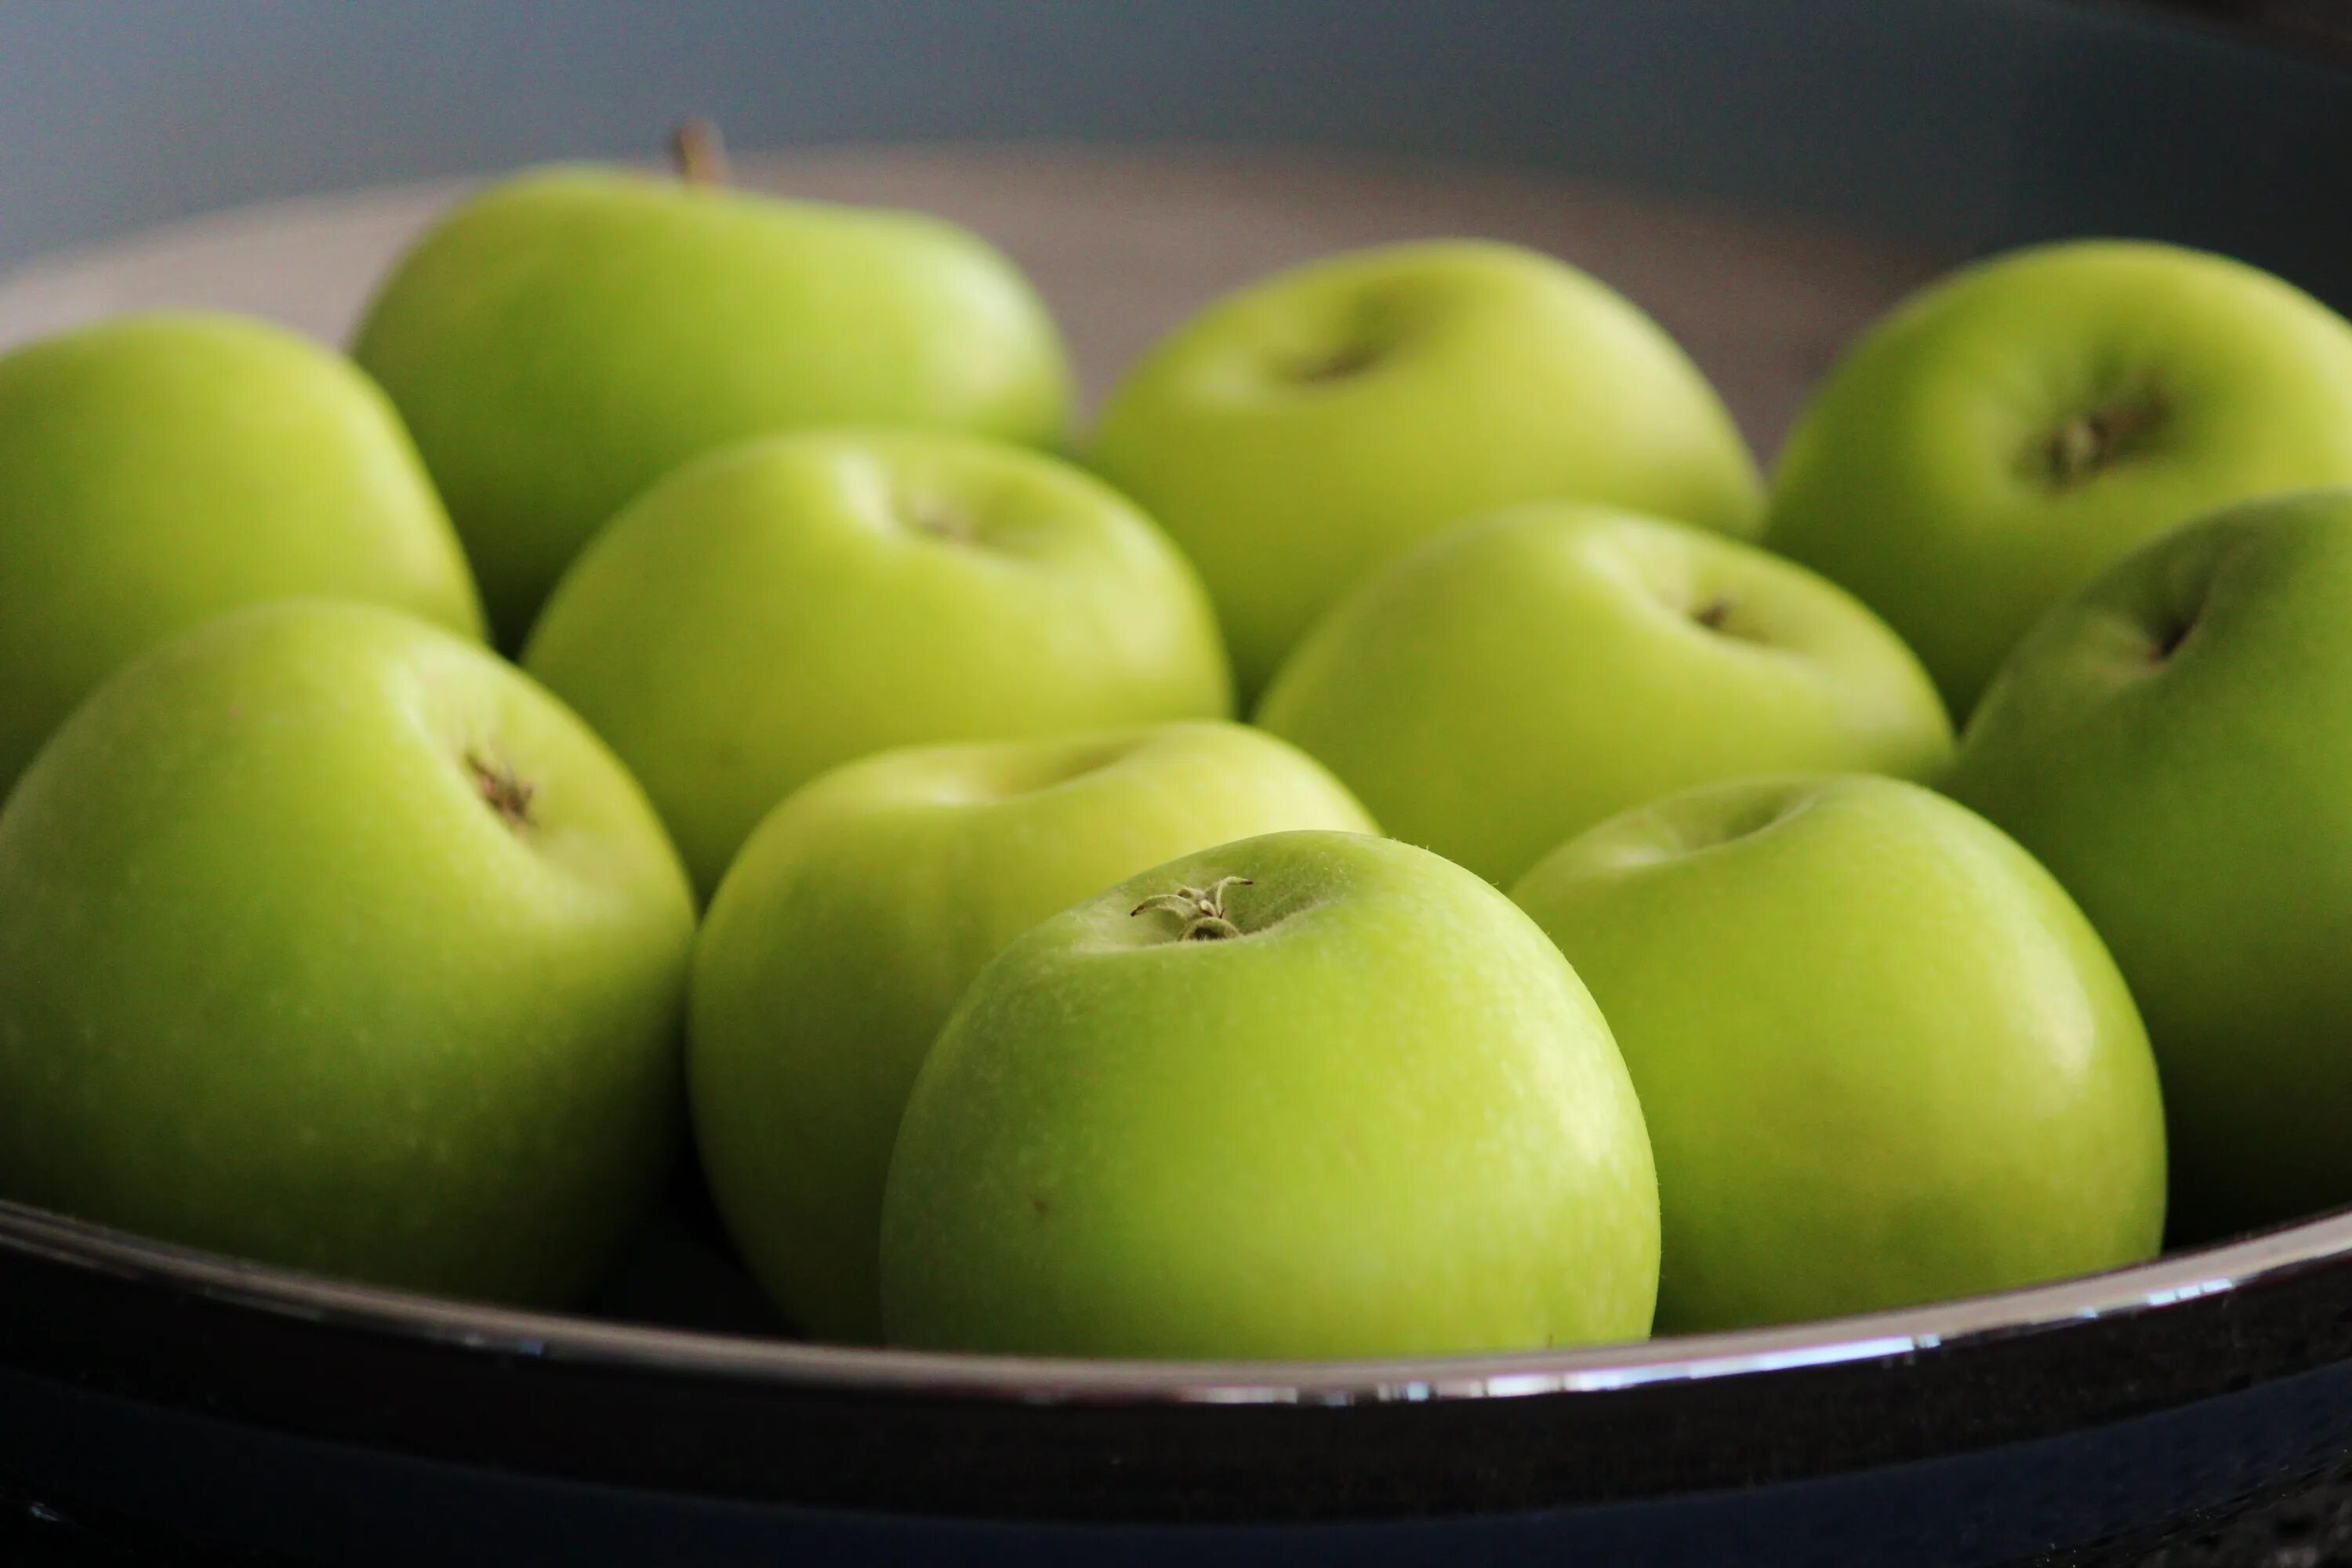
466;750;539;833
669;118;731;187
1288;339;1385;385
2040;385;2169;490
1131;876;1254;942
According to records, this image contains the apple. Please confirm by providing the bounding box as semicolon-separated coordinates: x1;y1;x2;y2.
877;829;1659;1359
353;157;1072;641
1512;774;2165;1332
0;601;695;1305
1254;504;1952;887
1767;239;2352;716
524;429;1232;899
1945;488;2352;1239
0;311;482;795
1087;240;1763;697
690;720;1377;1341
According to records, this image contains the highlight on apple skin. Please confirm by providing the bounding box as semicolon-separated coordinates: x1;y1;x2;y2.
0;311;484;797
1090;239;1764;699
1947;487;2352;1241
1256;503;1953;887
523;428;1234;900
0;600;696;1307
878;829;1661;1360
1513;773;2167;1333
1768;239;2352;717
688;720;1377;1342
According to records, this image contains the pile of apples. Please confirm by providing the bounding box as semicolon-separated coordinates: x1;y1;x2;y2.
6;132;2352;1363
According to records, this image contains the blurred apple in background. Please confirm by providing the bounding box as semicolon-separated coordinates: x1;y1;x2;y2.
1090;240;1763;698
0;601;694;1305
690;721;1376;1341
880;829;1659;1359
1257;505;1951;886
524;429;1231;898
1514;774;2165;1331
354;142;1071;641
0;312;481;796
1947;488;2352;1239
1769;240;2352;716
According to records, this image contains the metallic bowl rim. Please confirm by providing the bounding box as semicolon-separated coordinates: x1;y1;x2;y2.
5;1196;2345;1407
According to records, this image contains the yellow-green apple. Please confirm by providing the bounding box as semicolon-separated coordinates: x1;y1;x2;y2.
690;721;1377;1341
1256;505;1951;887
0;312;481;795
1513;774;2165;1331
1946;489;2352;1239
879;829;1659;1359
0;601;694;1305
1768;240;2352;715
354;161;1070;640
1088;241;1762;697
524;430;1231;898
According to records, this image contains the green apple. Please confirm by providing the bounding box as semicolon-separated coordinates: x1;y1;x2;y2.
1768;240;2352;716
1087;240;1763;697
690;720;1377;1341
878;829;1658;1359
1946;488;2352;1238
1512;774;2165;1331
524;429;1232;898
0;601;695;1305
0;311;482;795
353;162;1071;641
1255;504;1951;887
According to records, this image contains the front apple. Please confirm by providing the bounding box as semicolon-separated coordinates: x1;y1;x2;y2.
1769;241;2352;716
1514;775;2165;1331
0;601;695;1305
690;721;1377;1341
524;430;1232;898
1257;505;1951;887
879;829;1659;1359
1947;488;2352;1238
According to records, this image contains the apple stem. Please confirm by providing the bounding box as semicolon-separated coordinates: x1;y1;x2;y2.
466;750;538;833
670;118;731;187
1131;877;1254;942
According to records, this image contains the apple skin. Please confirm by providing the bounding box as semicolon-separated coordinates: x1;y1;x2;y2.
689;721;1377;1341
1512;774;2165;1332
1255;504;1952;887
354;165;1072;641
0;312;482;795
1944;489;2352;1239
878;829;1659;1359
1767;240;2352;717
524;429;1232;899
0;601;695;1305
1088;240;1763;697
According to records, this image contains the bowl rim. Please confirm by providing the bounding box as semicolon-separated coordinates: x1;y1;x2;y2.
5;1196;2347;1407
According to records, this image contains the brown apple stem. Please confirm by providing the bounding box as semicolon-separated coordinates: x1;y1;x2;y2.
670;118;731;187
1131;877;1254;942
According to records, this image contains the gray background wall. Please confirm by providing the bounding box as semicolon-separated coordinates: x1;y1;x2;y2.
2;0;2349;296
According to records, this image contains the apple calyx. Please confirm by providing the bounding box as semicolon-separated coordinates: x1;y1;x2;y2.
905;495;976;544
1131;876;1254;942
466;750;539;833
1287;339;1385;385
669;118;731;187
2038;384;2169;490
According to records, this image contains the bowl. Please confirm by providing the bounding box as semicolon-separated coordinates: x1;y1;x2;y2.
6;4;2352;1563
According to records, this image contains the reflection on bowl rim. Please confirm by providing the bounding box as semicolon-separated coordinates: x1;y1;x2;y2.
2;1196;2338;1407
